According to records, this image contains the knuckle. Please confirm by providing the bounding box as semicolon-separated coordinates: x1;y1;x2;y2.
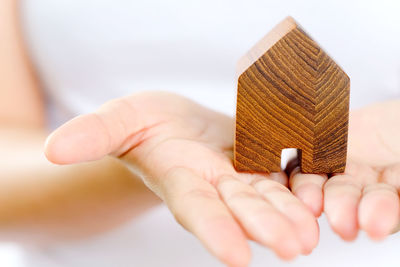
252;179;290;195
362;183;397;196
182;188;220;201
380;165;400;186
227;190;261;202
216;175;240;190
99;98;136;119
324;176;362;193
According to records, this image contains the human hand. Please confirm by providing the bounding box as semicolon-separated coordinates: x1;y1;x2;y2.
45;92;319;266
291;100;400;241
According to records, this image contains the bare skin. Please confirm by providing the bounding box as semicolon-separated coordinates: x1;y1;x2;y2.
1;0;399;266
292;100;400;241
45;92;320;265
0;0;160;243
45;93;400;266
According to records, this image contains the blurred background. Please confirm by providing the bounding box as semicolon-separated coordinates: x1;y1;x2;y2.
1;0;400;266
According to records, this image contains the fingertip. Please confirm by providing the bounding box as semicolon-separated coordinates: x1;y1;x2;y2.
325;196;359;241
365;226;391;241
222;241;252;267
335;225;359;242
362;218;392;241
294;184;323;217
297;208;319;255
44;129;74;164
249;212;302;261
359;192;400;241
44;131;58;163
223;246;252;267
269;221;303;261
200;218;252;267
274;237;302;261
328;210;359;241
44;114;109;164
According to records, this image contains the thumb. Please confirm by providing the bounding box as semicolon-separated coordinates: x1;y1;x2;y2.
45;98;144;164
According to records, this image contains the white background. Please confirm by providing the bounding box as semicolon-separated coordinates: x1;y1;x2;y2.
1;0;400;266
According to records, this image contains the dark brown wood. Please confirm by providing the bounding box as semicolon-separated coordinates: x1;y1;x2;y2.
234;16;350;174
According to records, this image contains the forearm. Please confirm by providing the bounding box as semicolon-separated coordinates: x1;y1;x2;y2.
0;127;160;244
0;0;44;127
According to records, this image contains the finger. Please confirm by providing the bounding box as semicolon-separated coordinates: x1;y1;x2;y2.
159;167;251;267
253;177;319;255
268;172;289;186
324;174;362;241
359;183;400;240
289;167;327;217
45;98;148;164
217;175;302;260
380;164;400;236
239;172;288;186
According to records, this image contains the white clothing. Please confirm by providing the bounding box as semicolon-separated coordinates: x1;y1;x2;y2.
2;0;399;266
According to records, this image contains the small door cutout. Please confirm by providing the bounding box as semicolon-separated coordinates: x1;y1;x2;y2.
280;148;299;170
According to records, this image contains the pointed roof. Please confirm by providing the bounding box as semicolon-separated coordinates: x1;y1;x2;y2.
237;16;298;76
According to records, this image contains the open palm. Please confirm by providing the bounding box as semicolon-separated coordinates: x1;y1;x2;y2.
291;100;400;241
45;92;319;266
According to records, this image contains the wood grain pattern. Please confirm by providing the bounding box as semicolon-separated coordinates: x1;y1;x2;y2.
234;16;350;174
